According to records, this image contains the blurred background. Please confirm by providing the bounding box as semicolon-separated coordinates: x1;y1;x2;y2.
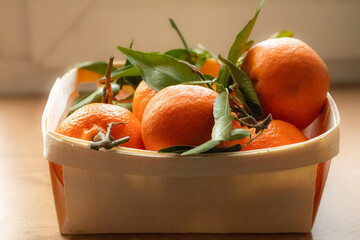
1;1;360;239
1;0;359;95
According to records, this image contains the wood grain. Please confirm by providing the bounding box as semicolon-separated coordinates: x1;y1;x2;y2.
0;85;359;240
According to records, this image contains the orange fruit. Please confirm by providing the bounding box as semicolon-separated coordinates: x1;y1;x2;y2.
57;103;143;148
132;59;220;122
223;119;308;151
199;58;221;77
76;68;104;82
141;85;218;151
132;80;157;121
53;103;144;184
241;37;329;129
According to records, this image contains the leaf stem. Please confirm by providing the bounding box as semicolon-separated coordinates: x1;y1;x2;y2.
105;122;124;140
241;129;263;148
228;93;250;117
90;122;129;150
90;136;130;150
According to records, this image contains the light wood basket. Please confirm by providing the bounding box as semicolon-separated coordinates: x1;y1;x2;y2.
42;68;340;234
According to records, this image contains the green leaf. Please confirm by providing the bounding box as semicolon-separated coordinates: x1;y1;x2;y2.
217;0;264;88
213;91;231;120
164;48;199;65
124;39;135;67
158;145;194;154
229;128;251;141
74;61;117;75
164;47;211;68
271;30;294;38
72;92;92;106
118;46;203;91
212;92;234;141
159;142;243;154
182;92;234;155
113;101;132;111
122;76;143;90
181;139;221;156
121;41;143;89
218;55;263;118
68;83;120;115
212;114;235;141
179;80;214;85
98;65;140;82
203;74;215;80
206;144;242;153
192;45;213;67
227;1;264;63
169;18;189;50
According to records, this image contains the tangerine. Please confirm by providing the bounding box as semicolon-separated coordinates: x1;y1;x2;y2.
53;103;144;184
76;68;104;83
199;58;221;77
241;37;329;129
141;85;218;151
132;80;157;121
223;119;308;151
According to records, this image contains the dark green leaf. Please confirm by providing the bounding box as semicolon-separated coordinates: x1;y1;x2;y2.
68;83;120;115
160;142;243;155
74;61;117;75
98;65;140;82
164;47;211;68
206;144;242;153
158;145;194;154
217;0;264;88
164;48;199;65
271;30;294;38
118;46;203;91
203;74;215;80
218;55;263;118
122;76;142;89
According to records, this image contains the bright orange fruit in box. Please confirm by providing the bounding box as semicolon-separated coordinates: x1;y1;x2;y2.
242;119;308;151
141;85;218;151
221;119;308;150
132;80;157;121
241;37;329;130
199;58;221;78
132;58;221;122
53;103;144;184
76;68;104;82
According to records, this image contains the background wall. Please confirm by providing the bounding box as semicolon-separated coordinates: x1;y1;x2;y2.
1;0;359;95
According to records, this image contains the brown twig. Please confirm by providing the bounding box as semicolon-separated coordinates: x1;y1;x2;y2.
103;56;114;104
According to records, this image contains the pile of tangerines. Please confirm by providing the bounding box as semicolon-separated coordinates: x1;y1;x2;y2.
54;3;329;184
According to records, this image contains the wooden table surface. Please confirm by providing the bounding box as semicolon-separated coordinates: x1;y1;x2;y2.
0;85;359;240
